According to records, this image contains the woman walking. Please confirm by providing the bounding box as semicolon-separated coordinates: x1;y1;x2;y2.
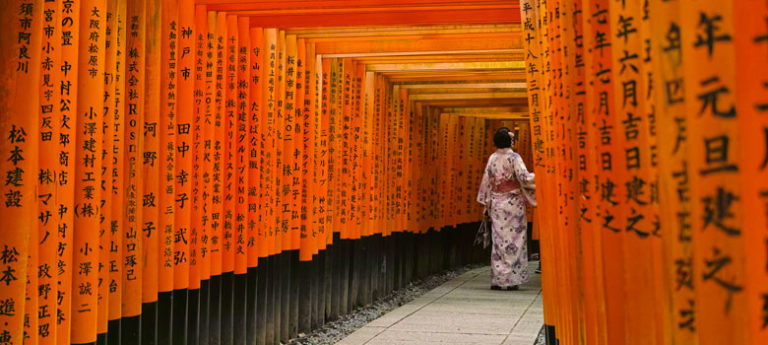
477;128;536;290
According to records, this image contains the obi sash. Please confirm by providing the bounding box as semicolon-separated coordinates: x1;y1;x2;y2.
492;179;521;193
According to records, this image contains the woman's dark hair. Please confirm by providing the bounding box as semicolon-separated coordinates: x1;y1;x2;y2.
493;129;512;148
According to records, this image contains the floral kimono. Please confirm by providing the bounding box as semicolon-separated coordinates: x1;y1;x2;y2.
477;148;536;288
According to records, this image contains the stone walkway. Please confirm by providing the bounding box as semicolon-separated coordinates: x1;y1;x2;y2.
338;263;543;345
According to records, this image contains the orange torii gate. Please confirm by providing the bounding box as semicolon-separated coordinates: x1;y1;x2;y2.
0;1;524;345
10;0;768;345
10;1;768;345
518;0;768;344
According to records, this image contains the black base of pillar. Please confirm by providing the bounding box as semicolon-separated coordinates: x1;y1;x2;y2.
221;272;235;345
157;291;173;345
233;272;247;345
187;288;200;345
141;301;157;345
96;222;489;345
545;324;557;345
121;315;141;345
172;289;188;345
199;279;210;345
107;319;121;345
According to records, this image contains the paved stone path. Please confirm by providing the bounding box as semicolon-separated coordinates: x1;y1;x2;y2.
339;263;543;345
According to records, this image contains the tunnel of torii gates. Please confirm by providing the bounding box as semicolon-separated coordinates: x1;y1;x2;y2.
0;0;767;345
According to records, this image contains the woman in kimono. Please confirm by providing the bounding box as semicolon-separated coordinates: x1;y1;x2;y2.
477;128;536;290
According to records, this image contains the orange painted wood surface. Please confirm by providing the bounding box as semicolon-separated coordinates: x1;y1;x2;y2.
159;0;180;294
37;0;62;343
123;0;146;318
71;0;107;340
8;2;768;344
175;0;195;290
